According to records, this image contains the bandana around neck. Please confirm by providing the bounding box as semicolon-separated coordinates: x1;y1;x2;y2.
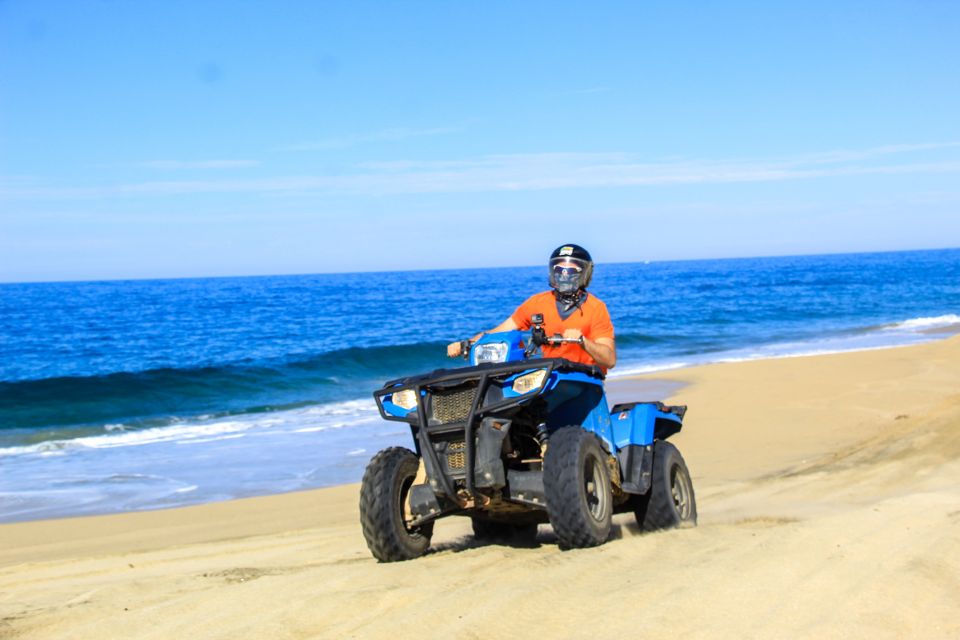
554;290;587;320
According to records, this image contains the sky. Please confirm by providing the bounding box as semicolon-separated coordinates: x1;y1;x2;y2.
1;0;959;282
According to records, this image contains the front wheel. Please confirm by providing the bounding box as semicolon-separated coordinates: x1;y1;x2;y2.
543;426;613;548
634;440;697;531
359;447;434;562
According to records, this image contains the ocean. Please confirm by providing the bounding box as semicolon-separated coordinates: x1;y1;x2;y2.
1;248;959;522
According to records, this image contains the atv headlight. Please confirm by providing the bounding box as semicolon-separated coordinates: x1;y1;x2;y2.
390;389;418;410
473;342;509;365
512;369;547;394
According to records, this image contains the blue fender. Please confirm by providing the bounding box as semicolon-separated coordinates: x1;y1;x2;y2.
610;402;686;448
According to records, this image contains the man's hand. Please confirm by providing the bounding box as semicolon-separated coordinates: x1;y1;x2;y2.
562;328;583;343
447;341;464;358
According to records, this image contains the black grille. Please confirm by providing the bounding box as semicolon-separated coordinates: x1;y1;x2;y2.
446;440;466;470
429;384;477;424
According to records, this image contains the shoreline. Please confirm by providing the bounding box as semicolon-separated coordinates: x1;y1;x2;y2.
2;336;958;533
3;332;952;526
0;334;954;531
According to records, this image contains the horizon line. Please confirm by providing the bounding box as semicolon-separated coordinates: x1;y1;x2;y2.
2;245;957;286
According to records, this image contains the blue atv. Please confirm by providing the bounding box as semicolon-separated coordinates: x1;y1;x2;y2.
360;314;696;561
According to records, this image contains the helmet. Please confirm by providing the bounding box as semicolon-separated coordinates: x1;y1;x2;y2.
549;244;594;295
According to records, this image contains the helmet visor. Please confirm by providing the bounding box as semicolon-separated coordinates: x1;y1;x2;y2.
550;258;586;293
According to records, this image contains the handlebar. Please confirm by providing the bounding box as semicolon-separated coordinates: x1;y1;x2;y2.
455;328;583;361
526;322;583;356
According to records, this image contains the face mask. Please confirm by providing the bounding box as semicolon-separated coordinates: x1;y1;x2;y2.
551;262;583;294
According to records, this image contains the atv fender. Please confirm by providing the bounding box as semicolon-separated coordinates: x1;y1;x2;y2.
611;402;687;495
610;401;687;447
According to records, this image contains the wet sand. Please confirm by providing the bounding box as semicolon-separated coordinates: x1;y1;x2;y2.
2;337;959;639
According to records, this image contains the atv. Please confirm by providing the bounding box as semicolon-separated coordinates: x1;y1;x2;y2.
359;314;696;561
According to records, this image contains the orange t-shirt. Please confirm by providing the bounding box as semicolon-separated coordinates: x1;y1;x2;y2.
511;291;615;373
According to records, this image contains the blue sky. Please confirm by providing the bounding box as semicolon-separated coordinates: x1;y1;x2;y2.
1;1;959;282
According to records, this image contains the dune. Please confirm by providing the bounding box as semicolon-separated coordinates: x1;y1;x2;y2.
2;336;959;639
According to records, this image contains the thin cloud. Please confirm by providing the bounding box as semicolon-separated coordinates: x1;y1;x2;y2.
135;160;260;170
4;142;960;200
561;86;613;96
783;141;960;166
278;126;461;151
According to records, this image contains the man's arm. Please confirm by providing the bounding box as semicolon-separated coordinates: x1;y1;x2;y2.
446;317;520;358
584;336;616;370
561;329;617;369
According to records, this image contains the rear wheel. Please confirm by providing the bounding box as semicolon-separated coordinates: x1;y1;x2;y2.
635;440;697;531
543;426;613;548
359;447;434;562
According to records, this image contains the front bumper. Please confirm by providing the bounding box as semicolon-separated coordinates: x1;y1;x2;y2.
373;358;603;504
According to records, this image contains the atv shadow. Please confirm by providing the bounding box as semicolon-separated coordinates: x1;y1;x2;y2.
428;535;542;556
427;523;627;556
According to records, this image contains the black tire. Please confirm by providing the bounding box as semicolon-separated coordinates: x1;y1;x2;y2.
543;426;613;548
635;440;697;531
359;447;434;562
471;518;538;544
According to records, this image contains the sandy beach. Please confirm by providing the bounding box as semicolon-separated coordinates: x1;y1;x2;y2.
2;336;959;639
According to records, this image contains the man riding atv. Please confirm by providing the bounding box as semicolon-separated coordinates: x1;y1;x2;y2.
448;244;617;373
360;243;696;561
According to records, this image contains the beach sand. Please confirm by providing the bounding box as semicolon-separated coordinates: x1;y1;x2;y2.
2;337;959;639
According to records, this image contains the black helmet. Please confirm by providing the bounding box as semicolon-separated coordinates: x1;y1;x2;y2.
549;244;594;294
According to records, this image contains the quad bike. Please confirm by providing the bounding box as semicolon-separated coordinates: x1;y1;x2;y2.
360;314;696;561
